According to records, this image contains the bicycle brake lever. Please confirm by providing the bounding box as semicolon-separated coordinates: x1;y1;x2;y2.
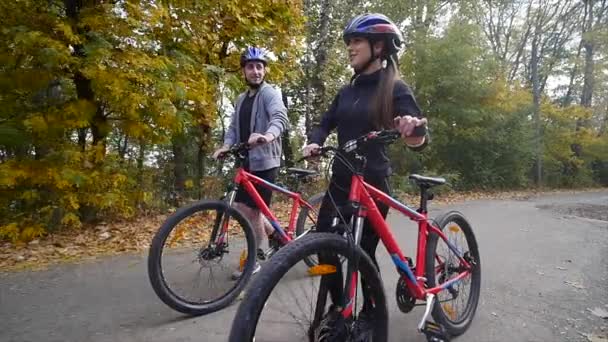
343;139;358;153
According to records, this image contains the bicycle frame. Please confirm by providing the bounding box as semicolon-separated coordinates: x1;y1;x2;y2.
218;166;317;245
341;173;473;318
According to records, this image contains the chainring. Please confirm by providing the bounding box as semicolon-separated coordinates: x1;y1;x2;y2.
396;275;416;313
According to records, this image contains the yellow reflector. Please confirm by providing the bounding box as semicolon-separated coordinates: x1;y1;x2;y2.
308;264;337;276
239;250;247;271
448;225;461;233
443;303;456;320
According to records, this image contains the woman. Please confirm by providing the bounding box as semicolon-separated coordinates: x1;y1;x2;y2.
303;13;428;336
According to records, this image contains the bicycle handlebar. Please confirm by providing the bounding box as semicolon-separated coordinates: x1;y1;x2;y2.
217;137;270;160
297;128;406;163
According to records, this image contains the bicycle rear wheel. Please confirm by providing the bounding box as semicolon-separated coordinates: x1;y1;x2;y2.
148;200;256;315
425;211;481;336
229;232;388;342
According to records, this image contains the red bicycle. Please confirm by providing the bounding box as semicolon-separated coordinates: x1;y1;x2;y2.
229;130;481;342
148;143;322;316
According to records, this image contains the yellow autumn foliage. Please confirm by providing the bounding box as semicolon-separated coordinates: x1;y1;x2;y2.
0;0;304;242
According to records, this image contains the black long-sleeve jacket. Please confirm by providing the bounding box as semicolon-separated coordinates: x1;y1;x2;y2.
310;69;426;177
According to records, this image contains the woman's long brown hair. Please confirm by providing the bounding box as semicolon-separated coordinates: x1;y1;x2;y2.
371;54;401;129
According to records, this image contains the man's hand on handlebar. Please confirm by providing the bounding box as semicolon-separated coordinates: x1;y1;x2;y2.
247;133;274;146
212;145;230;160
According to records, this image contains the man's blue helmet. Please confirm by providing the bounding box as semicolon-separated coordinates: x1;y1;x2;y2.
240;47;269;67
343;13;404;55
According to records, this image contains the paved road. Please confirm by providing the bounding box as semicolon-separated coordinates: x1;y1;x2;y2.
1;191;607;342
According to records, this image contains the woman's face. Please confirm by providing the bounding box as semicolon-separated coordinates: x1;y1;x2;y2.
346;37;372;71
347;37;385;72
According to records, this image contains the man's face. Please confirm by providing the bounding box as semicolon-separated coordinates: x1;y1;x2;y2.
243;61;266;86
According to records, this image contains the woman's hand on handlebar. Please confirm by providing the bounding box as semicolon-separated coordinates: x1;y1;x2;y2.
394;115;427;147
302;143;321;157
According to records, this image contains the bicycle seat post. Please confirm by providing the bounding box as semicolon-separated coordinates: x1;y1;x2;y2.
418;185;431;214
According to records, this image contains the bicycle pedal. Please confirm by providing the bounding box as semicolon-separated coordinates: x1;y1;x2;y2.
421;321;450;342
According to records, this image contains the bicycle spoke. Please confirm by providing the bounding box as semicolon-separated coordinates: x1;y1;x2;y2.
158;205;249;306
433;220;475;323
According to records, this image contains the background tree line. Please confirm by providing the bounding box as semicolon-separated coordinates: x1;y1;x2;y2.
1;0;606;242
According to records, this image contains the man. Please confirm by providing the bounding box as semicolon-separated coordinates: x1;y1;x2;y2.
212;47;288;278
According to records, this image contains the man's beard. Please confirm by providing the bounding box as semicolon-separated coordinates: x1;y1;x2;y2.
246;77;264;89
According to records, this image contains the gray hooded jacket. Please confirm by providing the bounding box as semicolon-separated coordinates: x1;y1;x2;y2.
224;82;289;171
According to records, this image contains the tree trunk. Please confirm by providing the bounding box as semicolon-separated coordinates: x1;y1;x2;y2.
573;0;601;158
508;1;533;82
304;55;313;139
172;138;186;198
137;139;145;187
196;124;211;200
574;42;593;150
197;144;205;199
531;13;543;187
281;92;294;167
66;0;107;156
580;0;595;108
599;104;608;136
564;39;584;106
78;128;86;152
118;133;128;160
302;0;333;140
90;105;108;154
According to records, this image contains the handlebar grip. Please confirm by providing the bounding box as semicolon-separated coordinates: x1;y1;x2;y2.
381;129;401;140
412;125;427;137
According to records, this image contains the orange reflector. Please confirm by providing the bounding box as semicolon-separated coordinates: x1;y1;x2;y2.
239;250;247;271
448;225;461;233
308;264;337;276
442;303;456;320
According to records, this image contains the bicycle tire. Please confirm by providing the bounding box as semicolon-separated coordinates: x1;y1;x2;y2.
147;200;256;316
425;211;481;336
229;232;388;342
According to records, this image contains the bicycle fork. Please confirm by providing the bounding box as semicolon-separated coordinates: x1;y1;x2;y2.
214;189;238;246
341;213;365;318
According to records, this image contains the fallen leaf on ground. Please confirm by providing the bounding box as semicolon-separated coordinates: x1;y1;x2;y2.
1;188;605;272
588;307;608;319
565;280;586;289
579;332;608;342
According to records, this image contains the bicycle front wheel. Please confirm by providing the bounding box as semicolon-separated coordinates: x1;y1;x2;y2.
229;232;388;342
148;200;256;316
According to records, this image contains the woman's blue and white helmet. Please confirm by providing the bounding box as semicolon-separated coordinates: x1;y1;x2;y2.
240;47;269;67
342;13;404;55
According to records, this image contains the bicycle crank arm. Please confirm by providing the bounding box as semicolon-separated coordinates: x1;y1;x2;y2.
418;294;452;341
